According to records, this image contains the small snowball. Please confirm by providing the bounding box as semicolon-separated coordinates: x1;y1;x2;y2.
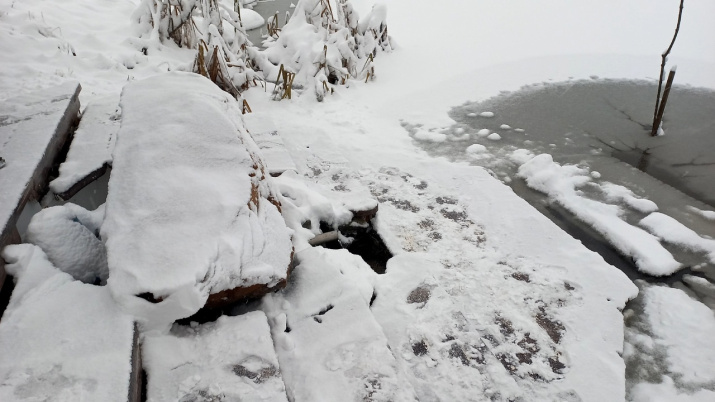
466;144;487;154
479;112;495;118
467;112;477;117
476;128;490;137
591;171;601;179
487;133;501;141
454;127;465;134
500;124;512;130
514;128;525;133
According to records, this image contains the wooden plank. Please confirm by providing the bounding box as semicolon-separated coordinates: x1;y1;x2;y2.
127;322;143;402
0;81;81;290
50;95;119;200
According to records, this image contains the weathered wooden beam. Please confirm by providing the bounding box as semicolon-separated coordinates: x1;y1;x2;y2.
0;82;81;292
127;322;143;402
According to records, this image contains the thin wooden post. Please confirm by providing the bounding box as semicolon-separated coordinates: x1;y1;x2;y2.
652;68;676;136
651;0;684;136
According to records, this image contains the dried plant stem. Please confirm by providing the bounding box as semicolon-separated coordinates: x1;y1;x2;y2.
651;0;684;136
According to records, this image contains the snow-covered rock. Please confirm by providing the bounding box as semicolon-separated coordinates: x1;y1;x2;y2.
102;72;293;329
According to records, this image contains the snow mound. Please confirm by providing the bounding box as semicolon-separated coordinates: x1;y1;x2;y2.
487;132;502;141
102;72;293;329
479;111;495;117
25;203;108;284
517;154;680;276
241;8;265;30
640;212;715;264
0;244;135;402
601;183;658;214
143;311;288;402
466;144;488;154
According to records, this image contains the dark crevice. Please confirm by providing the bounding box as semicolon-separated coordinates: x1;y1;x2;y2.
0;274;15;321
314;216;393;275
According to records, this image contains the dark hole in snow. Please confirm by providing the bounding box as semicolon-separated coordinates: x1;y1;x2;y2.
284;323;291;333
140;369;148;402
0;274;16;321
232;363;278;384
313;217;393;275
316;304;333;315
448;343;470;366
511;272;531;283
136;292;162;304
369;290;377;307
412;340;429;356
548;355;566;374
535;308;565;344
406;286;431;307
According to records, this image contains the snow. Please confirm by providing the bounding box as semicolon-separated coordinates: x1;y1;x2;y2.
261;247;414;401
687;206;715;221
517;154;680;276
241;8;266;30
640;212;715;264
0;81;80;240
600;183;658;214
466;144;487;154
0;244;135;402
143;311;288;402
243;112;299;176
479;112;495;117
487;133;502;141
50;96;119;196
476;128;491;137
25;203;108;284
3;0;715;400
500;124;512;130
102;72;292;329
625;284;715;400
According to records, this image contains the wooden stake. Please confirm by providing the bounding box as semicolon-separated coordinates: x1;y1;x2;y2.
652;68;676;136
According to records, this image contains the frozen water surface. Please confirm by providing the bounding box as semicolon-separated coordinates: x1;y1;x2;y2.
411;78;715;399
413;79;715;286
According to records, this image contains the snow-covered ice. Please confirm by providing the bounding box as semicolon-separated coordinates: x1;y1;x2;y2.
625;283;715;400
517;154;681;276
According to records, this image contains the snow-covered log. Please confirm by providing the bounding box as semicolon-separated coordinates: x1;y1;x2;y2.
102;72;293;330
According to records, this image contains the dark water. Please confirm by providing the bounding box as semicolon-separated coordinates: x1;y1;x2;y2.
243;0;296;47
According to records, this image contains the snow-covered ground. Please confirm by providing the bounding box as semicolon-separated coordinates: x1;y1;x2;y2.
1;0;715;401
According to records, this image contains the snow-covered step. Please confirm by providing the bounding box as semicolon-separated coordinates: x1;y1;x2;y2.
262;247;416;401
0;82;81;289
102;73;293;329
243;113;298;176
144;311;288;402
0;244;138;402
50;95;119;200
